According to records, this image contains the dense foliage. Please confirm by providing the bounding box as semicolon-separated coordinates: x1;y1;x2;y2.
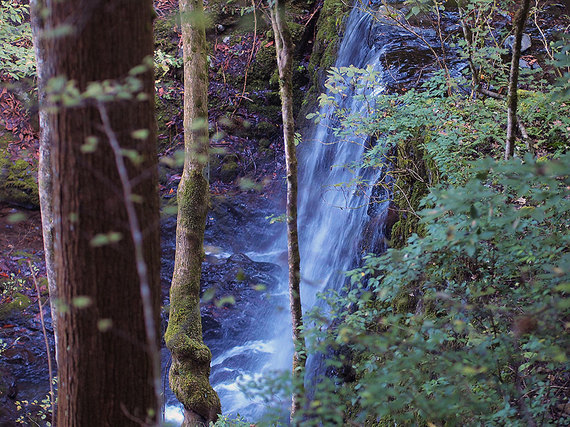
304;152;569;425
0;1;34;80
294;3;570;421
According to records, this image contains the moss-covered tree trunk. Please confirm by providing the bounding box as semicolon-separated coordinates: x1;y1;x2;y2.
270;0;306;420
164;0;221;424
505;0;531;160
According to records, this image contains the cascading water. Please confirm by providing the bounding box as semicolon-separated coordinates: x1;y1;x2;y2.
298;3;391;311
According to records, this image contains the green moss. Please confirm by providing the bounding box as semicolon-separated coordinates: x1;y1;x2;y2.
204;0;267;33
389;136;437;248
219;156;239;182
288;21;305;44
0;292;31;321
393;288;418;314
246;92;282;119
248;41;278;90
0;137;39;208
169;358;221;421
166;267;221;420
254;121;278;137
308;0;350;85
299;0;350;126
154;14;179;56
176;169;209;230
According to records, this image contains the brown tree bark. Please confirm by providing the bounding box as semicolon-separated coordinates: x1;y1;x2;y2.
33;1;162;425
164;0;221;424
505;0;531;160
269;0;306;420
30;0;58;363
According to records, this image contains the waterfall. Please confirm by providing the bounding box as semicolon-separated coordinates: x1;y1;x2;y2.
298;3;390;311
296;1;392;385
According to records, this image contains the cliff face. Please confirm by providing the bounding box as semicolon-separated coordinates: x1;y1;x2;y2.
298;0;351;130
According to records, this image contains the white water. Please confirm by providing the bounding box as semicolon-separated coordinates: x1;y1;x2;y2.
298;4;389;311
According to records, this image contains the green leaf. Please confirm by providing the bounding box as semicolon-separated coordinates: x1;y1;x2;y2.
90;232;123;247
131;129;149;140
72;296;92;308
215;295;235;307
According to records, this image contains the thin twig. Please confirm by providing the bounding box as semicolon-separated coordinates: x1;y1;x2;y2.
97;102;162;425
392;180;421;219
28;260;55;415
533;0;562;78
231;0;259;116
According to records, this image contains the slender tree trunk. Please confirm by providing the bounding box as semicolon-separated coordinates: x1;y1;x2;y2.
164;0;221;424
30;0;58;363
505;0;531;160
457;2;479;97
269;0;306;420
34;1;162;425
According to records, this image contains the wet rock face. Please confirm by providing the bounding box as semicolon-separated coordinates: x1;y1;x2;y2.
160;190;286;357
0;310;55;426
365;13;465;91
201;252;282;355
205;194;284;254
0;366;18;423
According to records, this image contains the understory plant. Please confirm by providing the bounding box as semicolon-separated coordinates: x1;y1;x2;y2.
304;152;569;425
0;0;35;79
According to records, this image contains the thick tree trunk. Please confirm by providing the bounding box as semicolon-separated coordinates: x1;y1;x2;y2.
505;0;531;160
33;1;161;425
270;0;306;420
164;0;221;424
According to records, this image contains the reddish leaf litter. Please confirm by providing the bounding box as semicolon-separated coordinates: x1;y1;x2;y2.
0;77;39;165
154;0;178;17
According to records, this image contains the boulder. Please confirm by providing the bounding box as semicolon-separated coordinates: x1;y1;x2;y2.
504;33;532;53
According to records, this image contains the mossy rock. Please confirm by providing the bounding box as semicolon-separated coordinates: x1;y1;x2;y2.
205;0;257;30
246;92;282;120
288;21;305;45
219;155;240;182
393;289;418;314
389;136;437;248
299;0;351;128
258;138;271;149
0;292;31;321
0;138;39;209
248;41;278;90
254;121;279;138
308;0;350;86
